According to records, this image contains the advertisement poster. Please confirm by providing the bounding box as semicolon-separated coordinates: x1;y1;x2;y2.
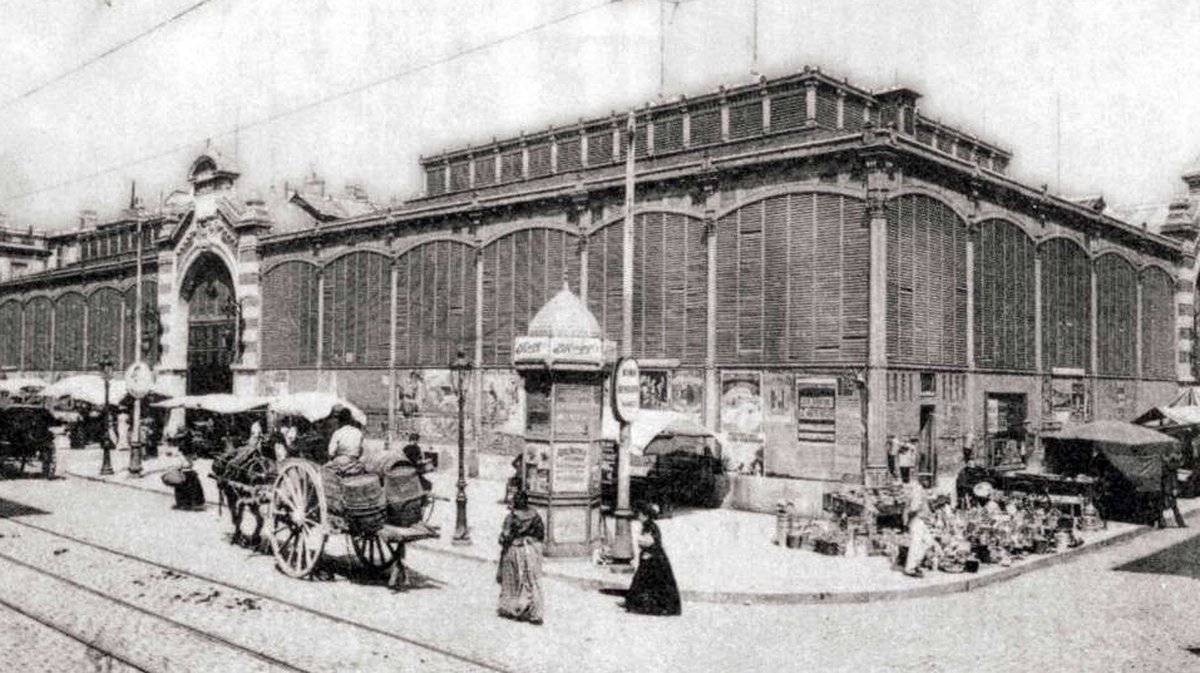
639;370;669;409
721;371;763;472
669;369;704;422
552;442;591;492
763;372;793;421
794;377;837;444
394;368;463;443
555;384;599;438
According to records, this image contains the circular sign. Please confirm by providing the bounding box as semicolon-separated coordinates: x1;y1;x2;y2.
126;362;154;399
612;357;640;423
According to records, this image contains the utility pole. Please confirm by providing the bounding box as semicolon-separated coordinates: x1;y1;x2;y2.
610;110;638;567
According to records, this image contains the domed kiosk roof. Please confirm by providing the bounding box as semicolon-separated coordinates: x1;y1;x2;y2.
515;283;612;370
527;283;603;339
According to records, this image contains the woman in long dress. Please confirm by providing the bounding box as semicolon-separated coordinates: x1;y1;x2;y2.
497;490;545;624
625;503;682;616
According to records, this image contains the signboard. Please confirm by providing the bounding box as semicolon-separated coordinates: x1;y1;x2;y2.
514;336;606;368
552;442;591;492
125;362;154;399
612;357;640;423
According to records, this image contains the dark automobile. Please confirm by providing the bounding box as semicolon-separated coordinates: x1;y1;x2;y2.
0;405;58;478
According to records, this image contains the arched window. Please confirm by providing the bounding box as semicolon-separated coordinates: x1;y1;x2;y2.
261;262;320;367
589;212;707;364
1040;238;1091;371
322;252;391;366
1142;267;1174;379
24;297;53;371
973;219;1036;371
54;292;85;370
887;194;968;366
0;300;22;368
87;287;124;367
396;241;477;366
1095;255;1137;377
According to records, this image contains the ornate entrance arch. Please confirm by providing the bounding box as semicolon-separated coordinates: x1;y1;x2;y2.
181;251;237;394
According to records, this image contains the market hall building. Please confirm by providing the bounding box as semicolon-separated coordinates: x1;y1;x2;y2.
1;66;1197;510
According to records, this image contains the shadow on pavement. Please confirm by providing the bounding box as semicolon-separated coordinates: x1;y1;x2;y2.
1114;531;1200;579
0;498;51;518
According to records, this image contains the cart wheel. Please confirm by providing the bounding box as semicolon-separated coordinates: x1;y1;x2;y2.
269;461;328;578
350;534;403;573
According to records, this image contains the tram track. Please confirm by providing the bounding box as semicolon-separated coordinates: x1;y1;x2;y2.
0;512;513;673
0;547;307;673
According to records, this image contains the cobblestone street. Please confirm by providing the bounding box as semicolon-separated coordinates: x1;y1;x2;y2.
1;473;1198;672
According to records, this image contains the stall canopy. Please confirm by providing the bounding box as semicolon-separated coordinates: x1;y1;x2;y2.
153;393;270;415
0;377;47;396
40;374;171;407
1133;405;1200;429
268;391;367;426
1046;420;1180;493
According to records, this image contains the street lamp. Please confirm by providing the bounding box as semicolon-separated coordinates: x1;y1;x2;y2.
97;353;115;476
450;348;473;546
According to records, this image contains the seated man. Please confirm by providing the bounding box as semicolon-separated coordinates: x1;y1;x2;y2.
400;432;432;494
326;407;365;476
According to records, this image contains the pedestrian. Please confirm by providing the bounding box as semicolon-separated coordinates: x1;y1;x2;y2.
903;478;934;578
624;502;682;616
1159;455;1187;529
897;439;916;484
497;490;545;625
962;430;976;465
326;406;364;475
886;435;899;479
115;409;131;451
401;432;432;493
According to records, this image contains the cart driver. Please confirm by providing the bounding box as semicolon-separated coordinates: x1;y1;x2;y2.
326;407;364;475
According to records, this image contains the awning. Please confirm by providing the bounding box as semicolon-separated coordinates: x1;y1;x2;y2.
0;377;47;395
152;393;270;415
1133;406;1200;428
1046;420;1180;492
268;391;368;426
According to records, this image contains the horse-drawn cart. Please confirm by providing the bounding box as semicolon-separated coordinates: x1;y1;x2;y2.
267;455;439;585
0;405;57;478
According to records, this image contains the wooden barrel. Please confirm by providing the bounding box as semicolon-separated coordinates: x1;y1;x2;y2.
362;452;426;527
342;473;386;535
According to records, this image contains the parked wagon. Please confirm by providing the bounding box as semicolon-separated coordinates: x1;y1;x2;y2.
0;405;58;478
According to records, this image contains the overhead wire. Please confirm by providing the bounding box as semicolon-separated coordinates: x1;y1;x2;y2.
1;0;622;206
0;0;222;111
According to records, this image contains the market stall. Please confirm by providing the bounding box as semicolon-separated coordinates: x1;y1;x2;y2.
1044;420;1180;523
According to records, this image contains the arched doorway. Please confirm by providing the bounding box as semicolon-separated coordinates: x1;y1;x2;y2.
182;252;237;395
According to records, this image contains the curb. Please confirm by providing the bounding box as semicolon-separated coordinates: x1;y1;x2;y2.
65;467;1191;605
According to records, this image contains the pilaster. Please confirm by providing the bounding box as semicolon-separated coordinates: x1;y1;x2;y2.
863;149;896;471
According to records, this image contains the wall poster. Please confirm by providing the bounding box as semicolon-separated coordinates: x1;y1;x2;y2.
794;377;837;444
639;370;669;409
554;384;599;439
763;372;794;421
668;369;704;422
721;371;764;472
394;368;464;443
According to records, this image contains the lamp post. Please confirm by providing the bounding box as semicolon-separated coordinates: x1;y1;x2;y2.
129;214;145;477
97;353;114;476
450;348;473;545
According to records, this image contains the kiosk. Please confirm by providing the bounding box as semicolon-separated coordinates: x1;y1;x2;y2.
513;284;614;557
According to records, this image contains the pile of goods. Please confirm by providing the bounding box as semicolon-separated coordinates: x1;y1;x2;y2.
323;452;429;532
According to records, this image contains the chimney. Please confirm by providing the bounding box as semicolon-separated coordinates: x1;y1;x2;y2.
344;183;369;202
79;209;98;229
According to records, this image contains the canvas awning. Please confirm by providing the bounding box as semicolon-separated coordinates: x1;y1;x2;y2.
268;391;367;426
1046;420;1180;493
152;393;270;415
1133;405;1200;428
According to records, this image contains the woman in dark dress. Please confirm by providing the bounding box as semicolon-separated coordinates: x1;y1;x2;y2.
497;490;545;624
625;502;681;616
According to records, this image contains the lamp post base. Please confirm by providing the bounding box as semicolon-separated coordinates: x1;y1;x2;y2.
128;441;143;477
99;448;114;476
452;483;471;545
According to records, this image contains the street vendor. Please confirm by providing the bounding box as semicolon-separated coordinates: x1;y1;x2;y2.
903;478;934;578
897;439;916;484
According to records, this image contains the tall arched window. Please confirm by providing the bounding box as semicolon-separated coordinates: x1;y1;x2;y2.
24;296;53;371
54;292;86;370
322;252;391;367
0;299;22;368
1040;238;1091;371
973;219;1036;371
1095;254;1137;377
396;240;477;366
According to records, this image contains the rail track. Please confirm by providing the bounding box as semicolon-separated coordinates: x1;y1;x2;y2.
0;513;512;673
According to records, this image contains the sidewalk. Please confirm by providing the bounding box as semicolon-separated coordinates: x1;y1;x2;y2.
58;448;1200;605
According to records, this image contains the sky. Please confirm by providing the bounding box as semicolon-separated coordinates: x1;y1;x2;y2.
1;0;1199;231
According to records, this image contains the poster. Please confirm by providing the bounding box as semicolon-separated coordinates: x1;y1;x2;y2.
555;384;599;438
763;372;793;421
525;377;552;436
552;442;591;492
639;370;669;409
669;369;704;422
721;371;763;472
794;377;836;444
394;368;463;443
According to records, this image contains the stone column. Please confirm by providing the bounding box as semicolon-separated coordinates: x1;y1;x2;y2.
472;226;485;477
388;257;399;449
